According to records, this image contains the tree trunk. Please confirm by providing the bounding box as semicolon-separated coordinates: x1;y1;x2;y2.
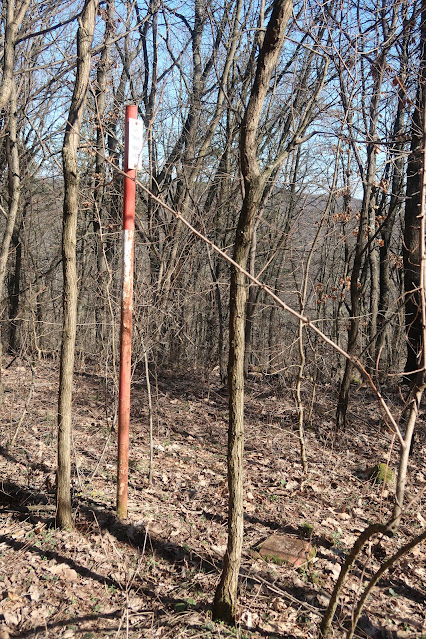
244;223;259;378
0;0;31;112
8;205;26;353
376;191;404;368
57;0;98;529
213;0;293;623
393;0;426;526
404;63;426;378
93;0;114;350
336;55;386;430
0;86;21;400
376;21;410;368
368;188;380;367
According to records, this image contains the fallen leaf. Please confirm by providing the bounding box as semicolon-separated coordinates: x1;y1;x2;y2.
284;480;299;491
0;626;10;639
6;592;22;603
3;610;21;627
128;596;144;611
337;512;351;520
317;593;330;607
27;584;41;602
47;563;78;582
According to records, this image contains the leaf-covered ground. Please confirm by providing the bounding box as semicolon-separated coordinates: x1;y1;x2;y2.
0;357;425;638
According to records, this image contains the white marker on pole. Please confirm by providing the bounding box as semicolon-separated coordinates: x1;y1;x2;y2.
127;118;144;170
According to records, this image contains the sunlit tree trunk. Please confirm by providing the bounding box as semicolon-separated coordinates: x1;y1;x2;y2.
213;0;293;623
57;0;98;529
0;0;31;112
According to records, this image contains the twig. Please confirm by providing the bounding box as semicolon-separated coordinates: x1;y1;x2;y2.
320;523;393;637
142;341;154;485
240;568;323;616
5;354;18;369
113;165;404;447
319;482;425;637
347;528;426;639
91;148;404;447
9;358;35;450
90;408;116;482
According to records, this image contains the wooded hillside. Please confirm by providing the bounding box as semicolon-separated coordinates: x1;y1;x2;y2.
0;0;425;637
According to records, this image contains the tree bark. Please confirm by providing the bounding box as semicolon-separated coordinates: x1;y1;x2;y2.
93;0;114;350
8;201;29;353
57;0;98;529
0;0;31;112
0;0;30;396
0;86;20;400
404;8;426;378
244;222;259;378
376;25;409;367
213;0;293;623
336;53;386;430
394;0;426;524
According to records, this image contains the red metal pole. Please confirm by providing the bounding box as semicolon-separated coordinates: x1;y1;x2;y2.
117;104;137;519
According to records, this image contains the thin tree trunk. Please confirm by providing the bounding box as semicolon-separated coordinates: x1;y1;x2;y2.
394;16;426;522
0;86;20;399
213;183;264;625
368;189;380;367
154;0;243;309
336;56;386;430
376;18;409;366
295;143;341;472
213;0;293;623
404;31;426;378
8;200;29;353
320;522;391;637
93;0;114;349
266;149;301;371
244;221;259;378
8;224;22;353
57;0;98;529
347;528;426;639
0;0;31;112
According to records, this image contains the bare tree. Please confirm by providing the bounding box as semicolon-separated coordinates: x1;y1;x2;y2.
0;87;21;397
0;0;31;111
0;0;31;397
56;0;98;529
213;0;294;623
335;0;406;429
376;7;412;369
404;1;426;379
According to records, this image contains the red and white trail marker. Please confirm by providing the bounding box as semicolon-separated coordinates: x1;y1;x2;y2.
117;105;143;520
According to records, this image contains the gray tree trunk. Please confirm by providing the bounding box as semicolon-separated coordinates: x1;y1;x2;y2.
57;0;98;529
213;0;293;623
0;87;21;400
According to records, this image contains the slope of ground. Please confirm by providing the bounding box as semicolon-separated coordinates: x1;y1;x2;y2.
0;357;425;638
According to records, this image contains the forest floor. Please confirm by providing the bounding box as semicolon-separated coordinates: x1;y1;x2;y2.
0;356;425;639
